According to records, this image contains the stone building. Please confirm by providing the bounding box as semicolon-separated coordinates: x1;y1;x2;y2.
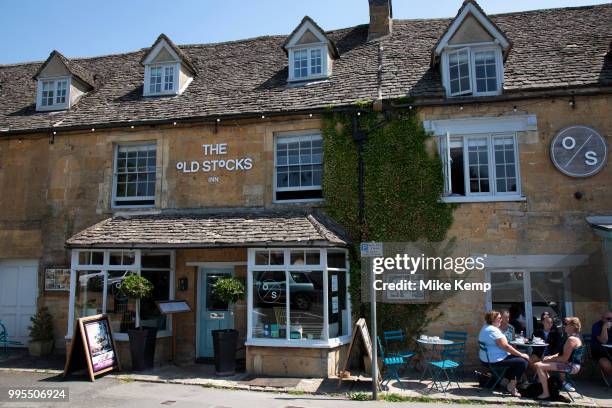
0;0;610;376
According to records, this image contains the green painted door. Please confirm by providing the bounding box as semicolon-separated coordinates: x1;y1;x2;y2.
198;268;233;358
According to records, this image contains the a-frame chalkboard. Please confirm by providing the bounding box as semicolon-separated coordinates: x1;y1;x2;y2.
64;314;121;382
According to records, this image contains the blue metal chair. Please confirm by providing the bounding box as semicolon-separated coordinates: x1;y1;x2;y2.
383;330;416;361
0;320;23;357
478;341;508;392
443;330;467;375
426;343;462;394
377;336;405;389
551;345;586;402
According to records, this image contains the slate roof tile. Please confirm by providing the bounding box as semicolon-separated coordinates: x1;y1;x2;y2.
1;4;610;134
66;209;350;247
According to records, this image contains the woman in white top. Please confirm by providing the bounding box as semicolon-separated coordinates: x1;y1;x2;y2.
479;310;529;397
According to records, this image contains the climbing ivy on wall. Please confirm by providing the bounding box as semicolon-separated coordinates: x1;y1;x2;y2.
322;108;455;339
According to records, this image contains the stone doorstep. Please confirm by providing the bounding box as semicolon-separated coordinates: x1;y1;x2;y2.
0;367;603;407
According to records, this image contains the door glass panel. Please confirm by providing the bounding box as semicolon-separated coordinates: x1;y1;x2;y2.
206;274;230;311
75;270;104;319
106;271;137;333
140;270;170;330
252;271;286;338
490;271;526;334
288;270;324;340
530;271;567;330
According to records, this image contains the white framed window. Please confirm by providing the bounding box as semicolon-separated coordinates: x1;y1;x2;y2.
67;250;175;341
36;77;70;110
443;46;503;97
486;267;573;337
439;132;522;202
144;63;178;96
247;248;351;348
288;46;328;82
112;143;157;208
274;132;323;202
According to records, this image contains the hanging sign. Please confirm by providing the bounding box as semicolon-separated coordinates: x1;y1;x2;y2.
64;314;120;382
550;125;607;177
175;143;253;183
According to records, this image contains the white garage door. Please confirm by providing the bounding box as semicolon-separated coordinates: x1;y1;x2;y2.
0;260;38;346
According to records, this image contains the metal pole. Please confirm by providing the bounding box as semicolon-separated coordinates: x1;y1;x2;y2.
370;258;378;400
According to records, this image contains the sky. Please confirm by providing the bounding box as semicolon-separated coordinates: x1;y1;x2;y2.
1;0;609;64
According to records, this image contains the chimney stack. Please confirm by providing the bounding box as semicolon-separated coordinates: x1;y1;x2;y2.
368;0;392;41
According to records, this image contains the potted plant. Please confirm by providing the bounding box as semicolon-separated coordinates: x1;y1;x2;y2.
211;277;245;376
28;307;54;357
118;274;157;370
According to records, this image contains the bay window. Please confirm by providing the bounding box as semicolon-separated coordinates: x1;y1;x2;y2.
68;250;175;340
439;132;521;201
247;248;350;347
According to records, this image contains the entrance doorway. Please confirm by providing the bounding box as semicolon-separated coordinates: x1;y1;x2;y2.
486;269;572;336
197;267;234;358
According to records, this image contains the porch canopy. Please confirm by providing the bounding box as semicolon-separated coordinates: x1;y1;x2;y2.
66;209;350;249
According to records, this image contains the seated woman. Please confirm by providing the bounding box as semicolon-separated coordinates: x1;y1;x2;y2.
533;317;583;400
479;310;530;397
529;314;562;365
500;310;515;342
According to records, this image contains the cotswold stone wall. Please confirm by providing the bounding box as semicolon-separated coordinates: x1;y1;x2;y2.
418;94;611;366
0;115;321;346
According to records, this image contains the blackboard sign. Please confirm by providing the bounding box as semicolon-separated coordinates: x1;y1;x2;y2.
64;314;120;381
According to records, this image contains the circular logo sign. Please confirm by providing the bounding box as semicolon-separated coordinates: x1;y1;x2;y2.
550;125;607;177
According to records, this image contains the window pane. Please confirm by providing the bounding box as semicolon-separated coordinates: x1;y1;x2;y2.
270;251;284;265
75;271;104;320
327;250;346;269
449;138;465;196
491;271;526;334
310;49;322;75
255;251;269;265
140;270;170;330
163;66;174;91
448;49;470;95
274;134;324;199
115;144;157;205
468;138;490;193
252;271;286;338
293;50;308;78
474;51;497;93
142;253;171;268
329;271;348;337
289;270;324;340
493;136;518;193
106;271;138;333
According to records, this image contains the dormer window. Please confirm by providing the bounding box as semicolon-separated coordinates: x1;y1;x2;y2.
39;78;69;108
141;34;198;97
432;1;511;98
292;47;325;80
33;50;94;112
284;16;339;83
146;63;177;95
